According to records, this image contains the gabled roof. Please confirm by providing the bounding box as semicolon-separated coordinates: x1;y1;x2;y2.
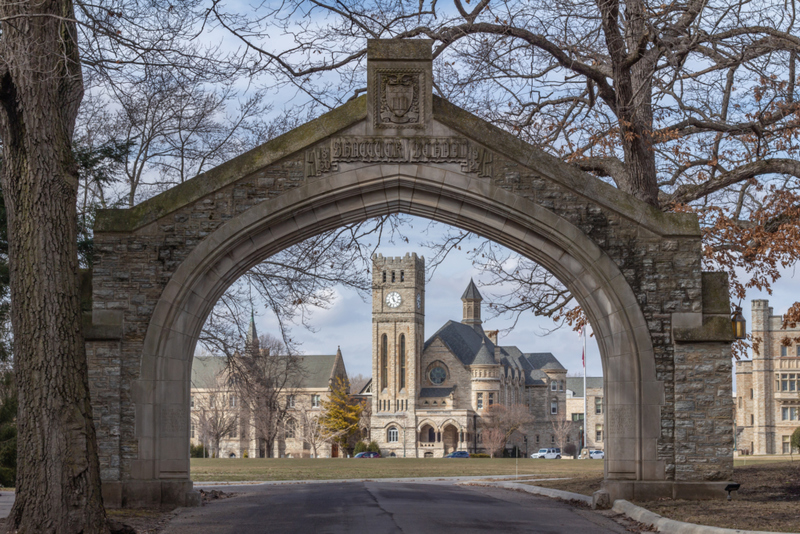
191;355;226;388
424;319;566;386
566;377;604;398
424;320;495;366
96;93;699;238
190;352;345;390
525;352;566;371
295;354;344;389
461;278;482;301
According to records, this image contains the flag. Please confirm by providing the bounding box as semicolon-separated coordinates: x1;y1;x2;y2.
579;328;585;368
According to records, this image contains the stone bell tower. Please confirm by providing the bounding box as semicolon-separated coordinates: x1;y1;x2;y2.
371;253;425;419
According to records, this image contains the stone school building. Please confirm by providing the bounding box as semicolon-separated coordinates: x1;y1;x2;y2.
736;300;800;455
365;253;572;457
190;319;348;459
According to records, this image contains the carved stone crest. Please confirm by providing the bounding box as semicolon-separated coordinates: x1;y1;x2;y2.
376;70;423;128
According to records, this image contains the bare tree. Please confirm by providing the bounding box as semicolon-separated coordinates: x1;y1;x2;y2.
481;427;507;458
551;413;574;455
191;379;240;458
215;0;800;348
297;409;330;459
480;404;534;458
348;374;370;395
230;335;305;458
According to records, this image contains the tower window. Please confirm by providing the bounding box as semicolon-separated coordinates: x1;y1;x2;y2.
392;271;396;282
488;393;494;406
400;270;405;282
381;334;388;390
399;334;406;390
782;346;788;357
382;271;386;283
477;392;483;410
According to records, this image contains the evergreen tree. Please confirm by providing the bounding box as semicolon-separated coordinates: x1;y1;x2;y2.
319;378;361;452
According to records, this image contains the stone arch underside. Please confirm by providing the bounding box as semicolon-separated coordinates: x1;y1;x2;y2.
132;166;663;499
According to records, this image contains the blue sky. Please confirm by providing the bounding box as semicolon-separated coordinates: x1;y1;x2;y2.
248;214;800;390
254;215;604;380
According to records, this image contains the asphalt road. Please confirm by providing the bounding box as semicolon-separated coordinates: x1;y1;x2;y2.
163;482;628;534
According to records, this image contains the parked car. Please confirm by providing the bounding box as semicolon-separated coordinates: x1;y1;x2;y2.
444;451;470;458
530;448;561;459
354;451;380;458
588;450;604;459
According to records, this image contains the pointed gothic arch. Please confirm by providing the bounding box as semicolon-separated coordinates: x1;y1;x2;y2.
87;39;734;507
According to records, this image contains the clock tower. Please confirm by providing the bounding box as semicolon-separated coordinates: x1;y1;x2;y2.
371;253;425;422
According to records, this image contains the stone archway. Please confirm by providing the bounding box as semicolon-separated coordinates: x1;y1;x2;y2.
87;39;734;507
442;425;459;455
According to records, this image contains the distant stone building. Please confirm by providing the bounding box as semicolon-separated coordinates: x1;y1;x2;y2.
367;252;570;458
736;300;800;455
565;377;605;451
190;318;348;458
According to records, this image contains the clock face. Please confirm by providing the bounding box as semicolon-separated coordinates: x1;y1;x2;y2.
430;367;446;385
416;293;422;309
386;291;402;308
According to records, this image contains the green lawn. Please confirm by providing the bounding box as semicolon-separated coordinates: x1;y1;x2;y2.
190;457;606;482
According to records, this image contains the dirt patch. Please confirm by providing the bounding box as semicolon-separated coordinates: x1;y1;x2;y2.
107;508;179;534
636;462;800;533
528;462;800;532
199;488;235;504
522;474;603;496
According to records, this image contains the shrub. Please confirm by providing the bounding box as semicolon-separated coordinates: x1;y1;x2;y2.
354;441;367;454
243;450;249;458
367;440;380;453
471;453;490;458
563;443;577;457
190;443;207;458
792;427;800;459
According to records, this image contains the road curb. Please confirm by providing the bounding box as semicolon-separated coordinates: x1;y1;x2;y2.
462;481;790;534
611;499;791;534
456;480;592;505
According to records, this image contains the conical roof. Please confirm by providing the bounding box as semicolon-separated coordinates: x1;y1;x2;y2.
461;278;482;301
472;338;496;365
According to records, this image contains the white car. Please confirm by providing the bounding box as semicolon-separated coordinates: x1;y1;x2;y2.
530;448;561;459
588;450;604;459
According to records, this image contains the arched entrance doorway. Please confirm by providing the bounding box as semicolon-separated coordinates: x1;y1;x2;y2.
87;39;734;507
442;425;458;455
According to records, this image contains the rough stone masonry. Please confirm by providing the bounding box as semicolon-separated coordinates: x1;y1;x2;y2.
86;39;734;507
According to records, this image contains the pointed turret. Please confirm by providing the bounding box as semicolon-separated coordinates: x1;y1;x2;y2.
461;278;483;331
246;312;260;355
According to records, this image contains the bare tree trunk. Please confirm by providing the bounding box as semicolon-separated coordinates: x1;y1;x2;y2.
0;2;107;532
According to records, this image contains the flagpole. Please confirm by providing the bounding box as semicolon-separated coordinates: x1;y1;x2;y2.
583;326;587;452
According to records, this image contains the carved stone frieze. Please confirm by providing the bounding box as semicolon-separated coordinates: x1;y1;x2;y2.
305;136;493;178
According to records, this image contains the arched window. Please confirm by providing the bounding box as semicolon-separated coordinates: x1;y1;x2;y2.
285;418;296;439
381;334;388;390
388;427;399;442
399;334;406;390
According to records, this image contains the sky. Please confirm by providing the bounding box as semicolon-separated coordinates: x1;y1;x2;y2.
235;214;800;392
250;215;603;381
